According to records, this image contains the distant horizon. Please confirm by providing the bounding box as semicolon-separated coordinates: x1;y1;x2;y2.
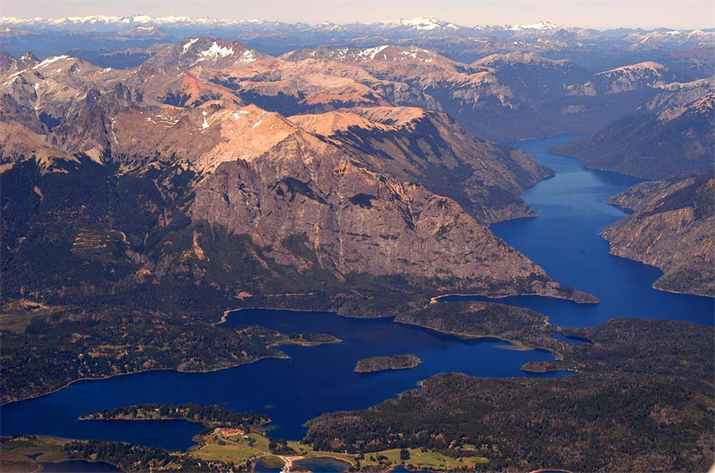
1;13;713;32
0;0;713;31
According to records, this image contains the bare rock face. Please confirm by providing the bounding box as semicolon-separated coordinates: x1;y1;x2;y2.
290;106;553;224
190;129;580;300
602;175;715;296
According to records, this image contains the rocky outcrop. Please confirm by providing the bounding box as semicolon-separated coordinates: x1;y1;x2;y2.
602;175;715;296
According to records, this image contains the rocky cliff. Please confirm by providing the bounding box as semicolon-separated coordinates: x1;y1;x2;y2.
602;175;714;296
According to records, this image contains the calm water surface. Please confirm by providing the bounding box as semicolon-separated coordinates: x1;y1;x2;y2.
293;457;352;472
0;309;560;447
446;135;714;327
1;136;712;453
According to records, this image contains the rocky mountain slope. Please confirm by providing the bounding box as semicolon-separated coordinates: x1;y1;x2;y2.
0;44;594;321
602;175;714;296
277;45;711;141
289;106;553;223
553;93;715;179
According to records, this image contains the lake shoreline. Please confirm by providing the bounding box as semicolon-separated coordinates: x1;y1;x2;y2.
0;353;288;408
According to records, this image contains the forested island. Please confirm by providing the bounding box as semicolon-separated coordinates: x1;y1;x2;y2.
267;332;342;347
354;355;422;373
80;404;269;429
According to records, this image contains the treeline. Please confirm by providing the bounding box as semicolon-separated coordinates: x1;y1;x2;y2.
82;403;270;428
62;440;251;472
268;438;297;455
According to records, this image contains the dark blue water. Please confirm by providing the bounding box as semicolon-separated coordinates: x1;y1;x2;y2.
552;333;589;346
0;309;560;448
444;135;714;327
254;458;284;473
293;457;352;472
2;136;711;454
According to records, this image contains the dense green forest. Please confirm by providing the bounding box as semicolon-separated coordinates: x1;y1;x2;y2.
0;304;338;404
305;318;715;472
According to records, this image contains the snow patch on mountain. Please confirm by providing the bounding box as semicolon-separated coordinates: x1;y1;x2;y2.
358;45;389;60
33;55;69;69
182;38;199;54
200;42;235;60
238;50;256;63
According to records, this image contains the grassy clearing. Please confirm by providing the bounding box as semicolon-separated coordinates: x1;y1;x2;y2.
0;437;67;464
192;430;487;471
287;440;312;455
192;432;271;463
0;433;489;472
361;448;488;471
192;441;261;464
0;300;66;334
258;456;285;468
0;452;40;473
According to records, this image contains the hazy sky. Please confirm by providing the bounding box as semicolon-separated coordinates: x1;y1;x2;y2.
1;0;713;30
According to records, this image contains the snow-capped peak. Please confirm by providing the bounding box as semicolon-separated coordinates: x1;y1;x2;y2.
381;17;459;31
33;55;70;69
510;20;559;31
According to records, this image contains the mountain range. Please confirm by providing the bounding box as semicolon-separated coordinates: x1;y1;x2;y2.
2;41;602;324
2;16;714;66
2;32;713;306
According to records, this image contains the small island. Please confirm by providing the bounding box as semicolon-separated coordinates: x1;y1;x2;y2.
354;354;421;373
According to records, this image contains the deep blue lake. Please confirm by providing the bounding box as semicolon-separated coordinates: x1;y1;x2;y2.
1;136;712;454
445;135;714;327
0;309;560;448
